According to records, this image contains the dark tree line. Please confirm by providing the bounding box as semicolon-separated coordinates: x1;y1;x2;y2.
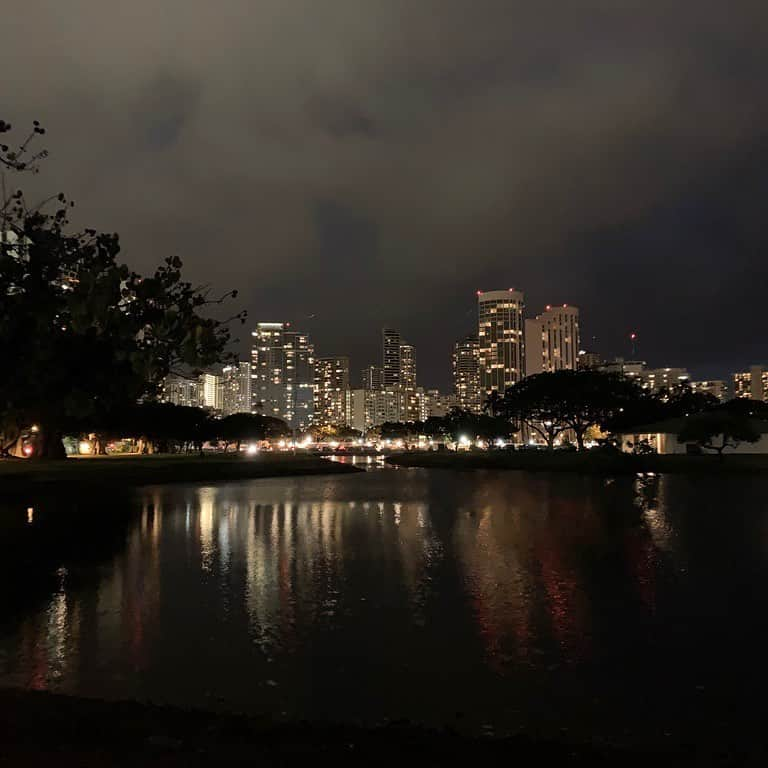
76;404;289;456
373;372;768;454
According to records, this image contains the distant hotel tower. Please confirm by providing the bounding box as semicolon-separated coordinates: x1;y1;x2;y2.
399;342;419;421
477;289;525;396
382;328;402;387
251;322;314;431
453;334;481;413
525;305;580;375
314;357;350;427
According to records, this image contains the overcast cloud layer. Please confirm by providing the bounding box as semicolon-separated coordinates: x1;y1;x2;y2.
3;1;768;386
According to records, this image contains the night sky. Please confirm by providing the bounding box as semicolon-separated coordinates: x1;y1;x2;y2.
3;1;767;389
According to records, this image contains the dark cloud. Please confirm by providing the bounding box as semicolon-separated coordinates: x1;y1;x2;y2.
2;0;767;387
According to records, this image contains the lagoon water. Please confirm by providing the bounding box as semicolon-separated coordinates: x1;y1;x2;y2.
2;465;768;746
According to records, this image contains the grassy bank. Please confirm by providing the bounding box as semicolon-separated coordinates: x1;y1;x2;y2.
386;450;768;474
0;453;361;494
0;688;724;767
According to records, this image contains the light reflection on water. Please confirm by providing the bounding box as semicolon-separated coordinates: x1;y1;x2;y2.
3;469;768;742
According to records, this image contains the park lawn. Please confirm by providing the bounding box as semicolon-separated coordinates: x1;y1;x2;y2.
0;453;361;494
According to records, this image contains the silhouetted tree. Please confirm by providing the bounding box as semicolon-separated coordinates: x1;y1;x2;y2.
661;383;719;417
503;370;642;450
720;398;768;420
483;390;504;417
217;413;288;451
678;412;760;457
0;119;245;458
444;407;514;443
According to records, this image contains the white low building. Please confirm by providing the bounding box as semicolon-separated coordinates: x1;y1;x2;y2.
620;418;768;455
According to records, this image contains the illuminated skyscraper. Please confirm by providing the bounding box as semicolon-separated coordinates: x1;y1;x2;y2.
220;361;252;416
199;373;222;410
524;305;580;375
477;289;525;396
453;334;481;413
314;356;350;427
251;323;286;420
382;328;401;387
284;330;315;431
399;342;419;421
251;323;314;430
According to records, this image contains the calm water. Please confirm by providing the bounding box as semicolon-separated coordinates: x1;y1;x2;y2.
2;466;768;745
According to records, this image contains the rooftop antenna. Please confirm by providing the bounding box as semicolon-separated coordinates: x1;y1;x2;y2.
630;332;638;358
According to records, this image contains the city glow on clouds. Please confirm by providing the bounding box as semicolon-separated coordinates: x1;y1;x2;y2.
3;1;768;381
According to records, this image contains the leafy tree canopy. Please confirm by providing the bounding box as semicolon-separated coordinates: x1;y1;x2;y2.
1;120;245;457
677;412;760;456
502;370;642;450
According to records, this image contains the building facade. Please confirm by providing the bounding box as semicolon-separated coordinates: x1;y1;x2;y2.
690;380;728;402
251;322;314;430
524;305;580;375
161;375;201;408
361;365;384;391
640;367;691;394
314;356;350;428
399;342;419;421
199;373;222;411
733;366;768;401
382;328;401;387
417;388;456;420
345;389;369;433
284;330;314;431
478;289;525;396
452;334;481;413
577;350;602;369
219;361;252;416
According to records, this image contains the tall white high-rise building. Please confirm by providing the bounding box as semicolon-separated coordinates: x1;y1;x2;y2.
524;305;580;375
251;322;315;430
314;356;350;427
199;373;222;411
399;342;419;421
477;289;525;396
453;334;481;413
345;389;370;433
251;323;286;420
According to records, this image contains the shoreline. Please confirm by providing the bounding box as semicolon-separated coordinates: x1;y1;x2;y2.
0;687;713;766
0;454;362;495
385;450;768;474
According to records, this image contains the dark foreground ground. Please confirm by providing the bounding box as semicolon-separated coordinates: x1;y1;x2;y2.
0;689;752;767
387;450;768;474
0;454;361;495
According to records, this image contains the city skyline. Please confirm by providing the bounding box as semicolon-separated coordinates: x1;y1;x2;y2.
162;284;744;430
230;293;751;393
185;282;760;416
